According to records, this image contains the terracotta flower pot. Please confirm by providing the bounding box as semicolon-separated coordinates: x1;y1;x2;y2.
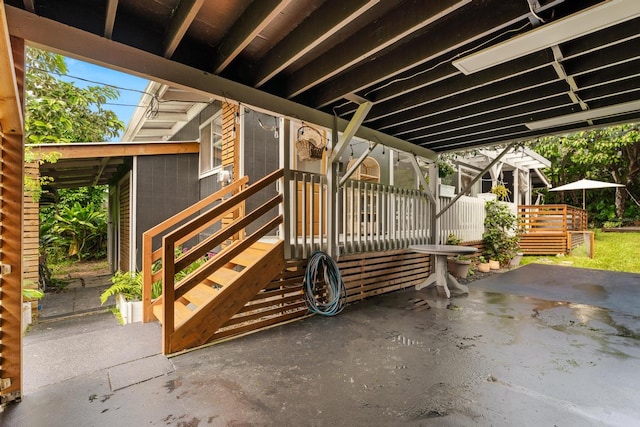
477;262;491;273
489;260;500;270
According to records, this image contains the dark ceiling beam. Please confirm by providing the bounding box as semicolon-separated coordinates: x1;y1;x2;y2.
559;16;640;60
401;98;574;141
576;58;640;89
413;107;577;146
363;51;555;123
22;0;34;13
563;38;640;77
577;74;640;102
253;0;378;88
163;0;206;59
104;0;118;39
374;75;566;132
284;0;471;99
213;0;290;74
305;0;533;108
418;91;640;151
7;6;436;160
429;112;640;152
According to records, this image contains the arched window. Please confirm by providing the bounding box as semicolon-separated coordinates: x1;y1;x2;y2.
346;157;380;182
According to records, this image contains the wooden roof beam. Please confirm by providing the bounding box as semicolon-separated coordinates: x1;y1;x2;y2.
285;0;471;99
253;0;378;88
6;6;436;160
163;0;206;59
104;0;118;39
307;0;536;108
29;141;199;160
213;0;290;74
0;4;22;136
22;0;34;13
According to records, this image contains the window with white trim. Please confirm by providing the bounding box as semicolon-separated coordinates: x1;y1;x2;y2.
199;106;223;177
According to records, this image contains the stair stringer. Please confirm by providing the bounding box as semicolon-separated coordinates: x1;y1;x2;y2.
168;240;285;353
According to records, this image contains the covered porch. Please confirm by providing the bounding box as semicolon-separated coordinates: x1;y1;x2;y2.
3;0;640;404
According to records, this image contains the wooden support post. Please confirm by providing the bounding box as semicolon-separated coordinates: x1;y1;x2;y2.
0;13;25;402
428;162;440;244
280;118;291;259
327;101;372;257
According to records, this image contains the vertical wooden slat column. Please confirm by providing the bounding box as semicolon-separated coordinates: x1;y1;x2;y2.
221;102;242;243
0;9;25;402
22;163;39;310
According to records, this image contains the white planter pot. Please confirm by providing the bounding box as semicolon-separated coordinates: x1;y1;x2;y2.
439;184;455;198
22;302;32;333
116;294;143;324
477;193;497;201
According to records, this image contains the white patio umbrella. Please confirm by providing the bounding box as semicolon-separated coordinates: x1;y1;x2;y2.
549;178;624;209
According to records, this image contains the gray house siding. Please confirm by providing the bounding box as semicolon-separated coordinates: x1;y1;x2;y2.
243;109;280;235
134;153;200;269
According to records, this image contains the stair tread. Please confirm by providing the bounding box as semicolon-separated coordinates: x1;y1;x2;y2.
206;266;240;286
252;240;278;251
183;283;219;307
152;300;193;326
230;247;268;266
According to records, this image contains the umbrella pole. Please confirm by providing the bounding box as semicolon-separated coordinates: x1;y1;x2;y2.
583;188;586;210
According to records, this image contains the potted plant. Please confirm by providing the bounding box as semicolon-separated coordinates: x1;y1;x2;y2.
448;255;472;278
490;184;510;202
483;200;522;267
101;249;208;323
445;233;472;278
437;160;456;197
477;256;491;273
22;287;44;332
100;271;156;324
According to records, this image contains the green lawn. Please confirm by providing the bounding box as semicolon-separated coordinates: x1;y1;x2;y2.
521;231;640;273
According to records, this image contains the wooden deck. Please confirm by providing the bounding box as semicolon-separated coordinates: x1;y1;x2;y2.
518;205;593;257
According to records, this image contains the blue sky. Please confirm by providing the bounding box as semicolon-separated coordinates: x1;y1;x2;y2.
63;57;149;140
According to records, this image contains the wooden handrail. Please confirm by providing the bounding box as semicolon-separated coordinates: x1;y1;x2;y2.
163;169;283;249
152;168;284;351
174;215;283;300
142;176;248;322
175;194;283;271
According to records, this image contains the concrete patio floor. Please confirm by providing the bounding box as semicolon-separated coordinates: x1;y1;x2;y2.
3;264;640;426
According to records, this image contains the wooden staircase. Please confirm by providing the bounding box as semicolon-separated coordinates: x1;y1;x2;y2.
142;169;286;354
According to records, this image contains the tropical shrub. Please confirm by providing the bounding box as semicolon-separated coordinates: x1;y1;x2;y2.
50;202;107;261
483;200;521;265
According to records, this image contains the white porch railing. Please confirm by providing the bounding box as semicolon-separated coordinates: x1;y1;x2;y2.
439;195;486;243
285;171;508;258
339;179;430;254
286;171;431;257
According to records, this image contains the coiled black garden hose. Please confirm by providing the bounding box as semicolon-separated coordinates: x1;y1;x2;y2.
303;251;346;316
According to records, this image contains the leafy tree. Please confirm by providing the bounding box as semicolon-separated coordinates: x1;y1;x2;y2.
26;48;125;262
530;124;640;220
25;47;124;143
